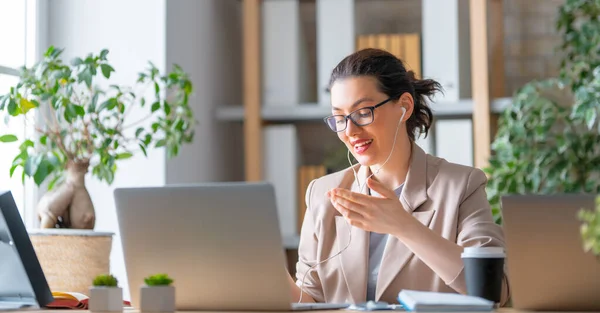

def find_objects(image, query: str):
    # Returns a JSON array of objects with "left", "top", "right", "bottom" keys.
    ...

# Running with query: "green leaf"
[
  {"left": 116, "top": 152, "right": 133, "bottom": 160},
  {"left": 0, "top": 134, "right": 18, "bottom": 142},
  {"left": 143, "top": 134, "right": 152, "bottom": 146},
  {"left": 0, "top": 95, "right": 7, "bottom": 110},
  {"left": 139, "top": 144, "right": 147, "bottom": 157},
  {"left": 98, "top": 98, "right": 118, "bottom": 111},
  {"left": 100, "top": 49, "right": 109, "bottom": 59},
  {"left": 155, "top": 139, "right": 166, "bottom": 148},
  {"left": 71, "top": 57, "right": 84, "bottom": 66},
  {"left": 78, "top": 68, "right": 93, "bottom": 88},
  {"left": 89, "top": 93, "right": 99, "bottom": 113},
  {"left": 585, "top": 108, "right": 598, "bottom": 130},
  {"left": 9, "top": 164, "right": 19, "bottom": 177},
  {"left": 65, "top": 104, "right": 77, "bottom": 122},
  {"left": 151, "top": 101, "right": 160, "bottom": 112},
  {"left": 164, "top": 102, "right": 171, "bottom": 115},
  {"left": 19, "top": 140, "right": 33, "bottom": 151},
  {"left": 100, "top": 64, "right": 115, "bottom": 79},
  {"left": 74, "top": 104, "right": 85, "bottom": 116},
  {"left": 175, "top": 119, "right": 184, "bottom": 131},
  {"left": 24, "top": 155, "right": 39, "bottom": 177},
  {"left": 7, "top": 99, "right": 18, "bottom": 116},
  {"left": 135, "top": 127, "right": 144, "bottom": 137},
  {"left": 152, "top": 122, "right": 160, "bottom": 133}
]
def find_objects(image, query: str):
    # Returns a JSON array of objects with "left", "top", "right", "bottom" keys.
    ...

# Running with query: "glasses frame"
[{"left": 323, "top": 97, "right": 394, "bottom": 132}]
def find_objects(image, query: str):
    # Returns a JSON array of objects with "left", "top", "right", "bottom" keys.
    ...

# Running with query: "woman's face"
[{"left": 329, "top": 76, "right": 411, "bottom": 167}]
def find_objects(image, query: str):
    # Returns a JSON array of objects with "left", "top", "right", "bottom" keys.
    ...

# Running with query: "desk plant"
[
  {"left": 140, "top": 274, "right": 175, "bottom": 313},
  {"left": 89, "top": 274, "right": 123, "bottom": 312},
  {"left": 0, "top": 46, "right": 195, "bottom": 229}
]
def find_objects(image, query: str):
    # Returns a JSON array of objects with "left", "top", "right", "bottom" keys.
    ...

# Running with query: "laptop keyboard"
[{"left": 291, "top": 302, "right": 350, "bottom": 311}]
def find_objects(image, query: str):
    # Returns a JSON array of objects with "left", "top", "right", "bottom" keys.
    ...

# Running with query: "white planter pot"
[
  {"left": 140, "top": 286, "right": 175, "bottom": 313},
  {"left": 89, "top": 287, "right": 123, "bottom": 312}
]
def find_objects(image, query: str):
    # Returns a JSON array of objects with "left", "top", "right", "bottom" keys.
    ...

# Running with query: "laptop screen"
[{"left": 0, "top": 190, "right": 53, "bottom": 308}]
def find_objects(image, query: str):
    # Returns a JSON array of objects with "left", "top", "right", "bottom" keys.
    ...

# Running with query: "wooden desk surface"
[{"left": 11, "top": 309, "right": 600, "bottom": 313}]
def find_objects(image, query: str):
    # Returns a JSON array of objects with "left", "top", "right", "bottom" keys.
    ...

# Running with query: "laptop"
[
  {"left": 501, "top": 194, "right": 600, "bottom": 311},
  {"left": 114, "top": 182, "right": 349, "bottom": 311},
  {"left": 0, "top": 190, "right": 54, "bottom": 309}
]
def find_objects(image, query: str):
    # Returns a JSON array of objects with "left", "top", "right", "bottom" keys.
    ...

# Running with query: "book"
[
  {"left": 397, "top": 290, "right": 494, "bottom": 312},
  {"left": 46, "top": 291, "right": 131, "bottom": 310}
]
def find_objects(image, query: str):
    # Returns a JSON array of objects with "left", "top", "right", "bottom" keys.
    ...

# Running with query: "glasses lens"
[
  {"left": 350, "top": 108, "right": 374, "bottom": 126},
  {"left": 325, "top": 115, "right": 347, "bottom": 132}
]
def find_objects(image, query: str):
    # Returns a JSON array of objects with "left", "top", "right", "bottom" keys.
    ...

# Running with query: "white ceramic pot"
[
  {"left": 140, "top": 286, "right": 175, "bottom": 313},
  {"left": 89, "top": 286, "right": 123, "bottom": 312}
]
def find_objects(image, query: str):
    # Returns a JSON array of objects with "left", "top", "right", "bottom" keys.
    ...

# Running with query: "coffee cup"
[{"left": 461, "top": 247, "right": 505, "bottom": 303}]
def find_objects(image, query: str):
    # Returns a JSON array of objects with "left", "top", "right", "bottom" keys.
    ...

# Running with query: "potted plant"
[
  {"left": 140, "top": 274, "right": 175, "bottom": 313},
  {"left": 485, "top": 0, "right": 600, "bottom": 225},
  {"left": 0, "top": 46, "right": 195, "bottom": 294},
  {"left": 484, "top": 79, "right": 600, "bottom": 223},
  {"left": 89, "top": 274, "right": 123, "bottom": 312}
]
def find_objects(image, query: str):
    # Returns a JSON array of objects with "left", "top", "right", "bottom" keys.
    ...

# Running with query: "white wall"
[
  {"left": 48, "top": 0, "right": 168, "bottom": 299},
  {"left": 165, "top": 0, "right": 243, "bottom": 184},
  {"left": 47, "top": 0, "right": 245, "bottom": 299}
]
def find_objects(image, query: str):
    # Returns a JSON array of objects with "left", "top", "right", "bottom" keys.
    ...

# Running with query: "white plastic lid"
[{"left": 461, "top": 247, "right": 505, "bottom": 258}]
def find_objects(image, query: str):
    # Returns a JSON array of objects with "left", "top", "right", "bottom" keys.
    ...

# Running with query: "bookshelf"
[
  {"left": 216, "top": 98, "right": 512, "bottom": 122},
  {"left": 235, "top": 0, "right": 506, "bottom": 247}
]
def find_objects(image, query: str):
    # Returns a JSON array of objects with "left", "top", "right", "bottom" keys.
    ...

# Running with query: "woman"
[{"left": 287, "top": 48, "right": 509, "bottom": 306}]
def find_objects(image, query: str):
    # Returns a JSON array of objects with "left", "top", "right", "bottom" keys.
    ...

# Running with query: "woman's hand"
[{"left": 327, "top": 177, "right": 412, "bottom": 236}]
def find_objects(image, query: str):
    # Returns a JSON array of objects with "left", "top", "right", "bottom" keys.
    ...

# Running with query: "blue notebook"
[{"left": 397, "top": 290, "right": 494, "bottom": 312}]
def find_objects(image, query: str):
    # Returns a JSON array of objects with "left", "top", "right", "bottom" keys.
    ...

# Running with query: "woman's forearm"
[
  {"left": 288, "top": 271, "right": 316, "bottom": 303},
  {"left": 393, "top": 218, "right": 466, "bottom": 292}
]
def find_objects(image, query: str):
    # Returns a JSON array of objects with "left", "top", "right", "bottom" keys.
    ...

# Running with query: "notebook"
[
  {"left": 397, "top": 290, "right": 494, "bottom": 312},
  {"left": 46, "top": 291, "right": 131, "bottom": 310}
]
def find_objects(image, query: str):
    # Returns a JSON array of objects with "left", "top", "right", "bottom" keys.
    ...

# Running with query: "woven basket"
[{"left": 29, "top": 229, "right": 114, "bottom": 295}]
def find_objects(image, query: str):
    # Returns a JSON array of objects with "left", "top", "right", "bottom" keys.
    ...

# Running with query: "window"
[{"left": 0, "top": 0, "right": 42, "bottom": 226}]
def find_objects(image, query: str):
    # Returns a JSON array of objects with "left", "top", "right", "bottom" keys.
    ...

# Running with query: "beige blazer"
[{"left": 295, "top": 143, "right": 510, "bottom": 305}]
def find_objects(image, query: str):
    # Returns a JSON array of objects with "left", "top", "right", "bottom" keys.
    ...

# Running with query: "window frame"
[{"left": 0, "top": 0, "right": 48, "bottom": 229}]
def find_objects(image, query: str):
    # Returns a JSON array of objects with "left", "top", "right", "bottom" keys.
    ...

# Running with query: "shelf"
[
  {"left": 282, "top": 234, "right": 300, "bottom": 249},
  {"left": 215, "top": 97, "right": 512, "bottom": 122}
]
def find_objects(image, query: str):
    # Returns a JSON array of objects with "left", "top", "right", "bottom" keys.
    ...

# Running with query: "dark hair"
[{"left": 328, "top": 48, "right": 443, "bottom": 141}]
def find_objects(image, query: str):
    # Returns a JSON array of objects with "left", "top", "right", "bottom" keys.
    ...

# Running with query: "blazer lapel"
[
  {"left": 375, "top": 143, "right": 432, "bottom": 300},
  {"left": 336, "top": 165, "right": 369, "bottom": 304}
]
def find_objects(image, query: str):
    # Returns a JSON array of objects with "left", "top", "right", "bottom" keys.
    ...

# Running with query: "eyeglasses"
[{"left": 323, "top": 97, "right": 393, "bottom": 132}]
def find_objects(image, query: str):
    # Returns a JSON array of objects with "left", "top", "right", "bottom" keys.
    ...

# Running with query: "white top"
[
  {"left": 461, "top": 246, "right": 505, "bottom": 258},
  {"left": 366, "top": 184, "right": 404, "bottom": 301}
]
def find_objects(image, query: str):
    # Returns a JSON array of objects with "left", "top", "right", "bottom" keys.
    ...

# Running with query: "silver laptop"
[
  {"left": 501, "top": 194, "right": 600, "bottom": 311},
  {"left": 114, "top": 182, "right": 348, "bottom": 311}
]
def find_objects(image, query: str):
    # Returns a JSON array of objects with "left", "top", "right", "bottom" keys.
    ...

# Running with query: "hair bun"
[{"left": 406, "top": 69, "right": 418, "bottom": 81}]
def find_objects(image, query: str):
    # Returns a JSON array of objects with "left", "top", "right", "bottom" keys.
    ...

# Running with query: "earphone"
[{"left": 297, "top": 105, "right": 407, "bottom": 303}]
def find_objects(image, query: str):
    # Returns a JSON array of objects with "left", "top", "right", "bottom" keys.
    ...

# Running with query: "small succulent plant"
[
  {"left": 144, "top": 274, "right": 174, "bottom": 286},
  {"left": 93, "top": 274, "right": 119, "bottom": 287}
]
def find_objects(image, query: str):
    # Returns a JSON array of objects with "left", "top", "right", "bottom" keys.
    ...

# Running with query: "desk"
[{"left": 12, "top": 309, "right": 600, "bottom": 313}]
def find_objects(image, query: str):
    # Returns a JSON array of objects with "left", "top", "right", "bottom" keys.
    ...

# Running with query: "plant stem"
[{"left": 122, "top": 113, "right": 154, "bottom": 130}]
